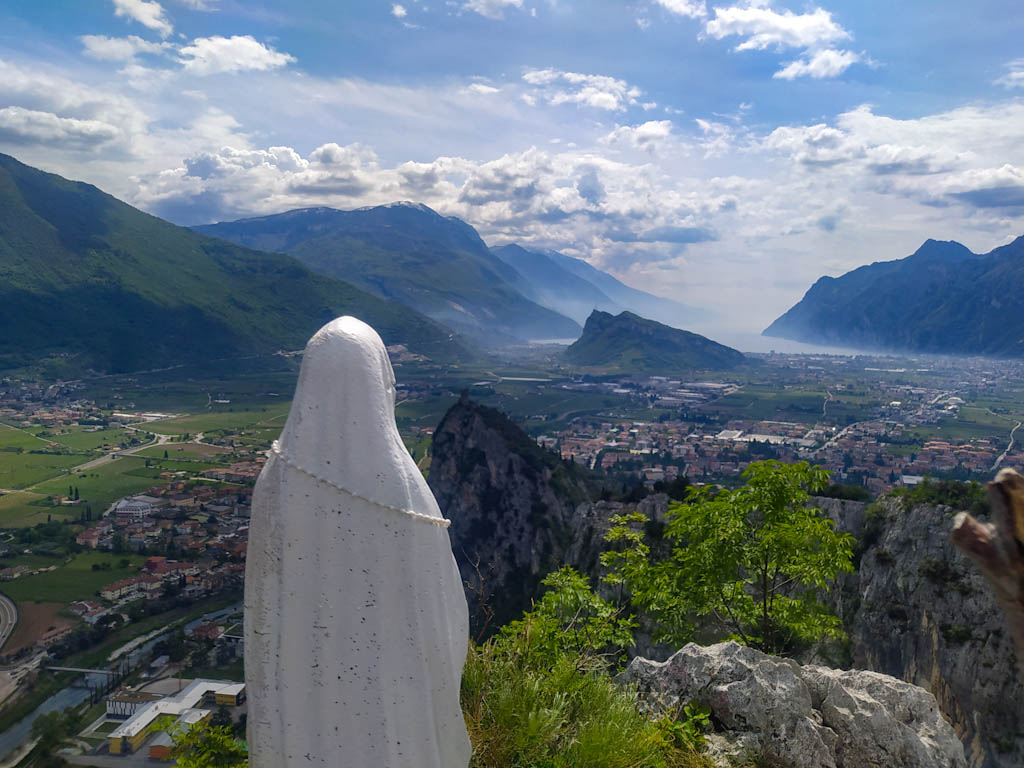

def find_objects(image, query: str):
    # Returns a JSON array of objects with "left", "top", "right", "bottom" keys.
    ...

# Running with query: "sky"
[{"left": 1, "top": 0, "right": 1023, "bottom": 335}]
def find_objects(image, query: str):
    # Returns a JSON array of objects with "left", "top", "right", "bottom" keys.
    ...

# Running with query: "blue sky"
[{"left": 1, "top": 0, "right": 1023, "bottom": 332}]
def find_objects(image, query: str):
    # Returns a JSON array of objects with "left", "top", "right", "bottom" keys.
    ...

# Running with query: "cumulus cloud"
[
  {"left": 463, "top": 0, "right": 523, "bottom": 19},
  {"left": 0, "top": 106, "right": 119, "bottom": 148},
  {"left": 392, "top": 4, "right": 408, "bottom": 18},
  {"left": 654, "top": 0, "right": 707, "bottom": 20},
  {"left": 995, "top": 59, "right": 1024, "bottom": 89},
  {"left": 774, "top": 48, "right": 859, "bottom": 79},
  {"left": 602, "top": 120, "right": 674, "bottom": 152},
  {"left": 704, "top": 4, "right": 849, "bottom": 51},
  {"left": 80, "top": 34, "right": 171, "bottom": 62},
  {"left": 703, "top": 3, "right": 862, "bottom": 79},
  {"left": 523, "top": 69, "right": 645, "bottom": 111},
  {"left": 178, "top": 35, "right": 296, "bottom": 75},
  {"left": 112, "top": 0, "right": 174, "bottom": 38}
]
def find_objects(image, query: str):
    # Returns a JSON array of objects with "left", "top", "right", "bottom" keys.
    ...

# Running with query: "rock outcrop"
[
  {"left": 621, "top": 641, "right": 966, "bottom": 768},
  {"left": 847, "top": 498, "right": 1024, "bottom": 767},
  {"left": 429, "top": 395, "right": 649, "bottom": 633}
]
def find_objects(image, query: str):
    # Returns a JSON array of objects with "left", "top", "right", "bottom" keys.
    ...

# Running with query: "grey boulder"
[{"left": 619, "top": 641, "right": 966, "bottom": 768}]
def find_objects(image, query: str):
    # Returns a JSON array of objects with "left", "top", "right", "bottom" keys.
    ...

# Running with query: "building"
[
  {"left": 107, "top": 679, "right": 245, "bottom": 755},
  {"left": 107, "top": 690, "right": 162, "bottom": 718},
  {"left": 147, "top": 731, "right": 175, "bottom": 760}
]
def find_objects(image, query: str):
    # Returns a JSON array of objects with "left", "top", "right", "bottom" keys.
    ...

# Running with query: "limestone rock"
[
  {"left": 847, "top": 498, "right": 1024, "bottom": 767},
  {"left": 620, "top": 641, "right": 966, "bottom": 768},
  {"left": 428, "top": 394, "right": 669, "bottom": 634}
]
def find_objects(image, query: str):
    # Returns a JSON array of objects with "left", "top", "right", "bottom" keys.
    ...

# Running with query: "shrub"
[{"left": 462, "top": 568, "right": 716, "bottom": 768}]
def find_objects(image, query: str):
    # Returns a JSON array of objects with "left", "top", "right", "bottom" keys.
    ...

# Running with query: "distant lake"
[{"left": 692, "top": 331, "right": 868, "bottom": 357}]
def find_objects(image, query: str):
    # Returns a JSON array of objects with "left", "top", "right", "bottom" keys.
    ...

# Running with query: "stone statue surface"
[{"left": 244, "top": 316, "right": 471, "bottom": 768}]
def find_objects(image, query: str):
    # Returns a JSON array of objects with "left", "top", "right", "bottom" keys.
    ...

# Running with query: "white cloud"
[
  {"left": 704, "top": 4, "right": 849, "bottom": 51},
  {"left": 774, "top": 49, "right": 860, "bottom": 80},
  {"left": 462, "top": 0, "right": 522, "bottom": 19},
  {"left": 176, "top": 0, "right": 216, "bottom": 9},
  {"left": 702, "top": 3, "right": 864, "bottom": 80},
  {"left": 0, "top": 106, "right": 120, "bottom": 148},
  {"left": 112, "top": 0, "right": 173, "bottom": 38},
  {"left": 523, "top": 69, "right": 645, "bottom": 111},
  {"left": 995, "top": 58, "right": 1024, "bottom": 89},
  {"left": 392, "top": 4, "right": 408, "bottom": 18},
  {"left": 178, "top": 36, "right": 296, "bottom": 75},
  {"left": 464, "top": 82, "right": 501, "bottom": 95},
  {"left": 602, "top": 120, "right": 674, "bottom": 152},
  {"left": 80, "top": 34, "right": 170, "bottom": 62},
  {"left": 654, "top": 0, "right": 707, "bottom": 20}
]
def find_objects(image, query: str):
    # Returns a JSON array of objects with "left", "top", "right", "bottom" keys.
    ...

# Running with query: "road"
[
  {"left": 72, "top": 433, "right": 173, "bottom": 473},
  {"left": 992, "top": 421, "right": 1022, "bottom": 472},
  {"left": 0, "top": 592, "right": 16, "bottom": 652}
]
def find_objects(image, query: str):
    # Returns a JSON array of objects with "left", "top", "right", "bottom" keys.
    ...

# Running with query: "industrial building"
[{"left": 107, "top": 679, "right": 245, "bottom": 755}]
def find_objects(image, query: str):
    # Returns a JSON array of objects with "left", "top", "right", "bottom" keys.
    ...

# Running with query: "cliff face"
[
  {"left": 838, "top": 497, "right": 1024, "bottom": 768},
  {"left": 428, "top": 394, "right": 668, "bottom": 635}
]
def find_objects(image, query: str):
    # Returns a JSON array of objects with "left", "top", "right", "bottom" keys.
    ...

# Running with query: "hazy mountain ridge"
[
  {"left": 196, "top": 204, "right": 582, "bottom": 345},
  {"left": 764, "top": 237, "right": 1024, "bottom": 356},
  {"left": 0, "top": 154, "right": 464, "bottom": 373},
  {"left": 505, "top": 245, "right": 706, "bottom": 329},
  {"left": 566, "top": 310, "right": 745, "bottom": 372},
  {"left": 490, "top": 244, "right": 623, "bottom": 325}
]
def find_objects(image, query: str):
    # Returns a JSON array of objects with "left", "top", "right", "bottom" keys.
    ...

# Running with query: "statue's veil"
[{"left": 275, "top": 316, "right": 442, "bottom": 518}]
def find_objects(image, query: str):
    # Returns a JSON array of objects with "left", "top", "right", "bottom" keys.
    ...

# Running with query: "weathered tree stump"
[{"left": 951, "top": 468, "right": 1024, "bottom": 668}]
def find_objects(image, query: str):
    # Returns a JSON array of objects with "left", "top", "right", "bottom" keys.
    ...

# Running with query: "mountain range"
[
  {"left": 490, "top": 244, "right": 700, "bottom": 327},
  {"left": 764, "top": 236, "right": 1024, "bottom": 356},
  {"left": 0, "top": 154, "right": 463, "bottom": 374},
  {"left": 566, "top": 310, "right": 745, "bottom": 372},
  {"left": 196, "top": 205, "right": 581, "bottom": 344}
]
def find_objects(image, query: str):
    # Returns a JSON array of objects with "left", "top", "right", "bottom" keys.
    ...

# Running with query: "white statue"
[{"left": 244, "top": 316, "right": 471, "bottom": 768}]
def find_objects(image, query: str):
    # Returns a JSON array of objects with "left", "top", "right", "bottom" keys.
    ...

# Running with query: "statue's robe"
[{"left": 244, "top": 317, "right": 471, "bottom": 768}]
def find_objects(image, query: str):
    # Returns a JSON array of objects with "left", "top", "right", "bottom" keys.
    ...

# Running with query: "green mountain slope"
[
  {"left": 566, "top": 310, "right": 744, "bottom": 372},
  {"left": 763, "top": 237, "right": 1024, "bottom": 356},
  {"left": 195, "top": 204, "right": 581, "bottom": 344},
  {"left": 0, "top": 154, "right": 464, "bottom": 373}
]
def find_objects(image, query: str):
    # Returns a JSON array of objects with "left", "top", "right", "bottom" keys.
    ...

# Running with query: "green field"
[
  {"left": 147, "top": 403, "right": 290, "bottom": 436},
  {"left": 136, "top": 443, "right": 230, "bottom": 460},
  {"left": 1, "top": 551, "right": 145, "bottom": 603},
  {"left": 0, "top": 423, "right": 52, "bottom": 451},
  {"left": 43, "top": 427, "right": 140, "bottom": 453},
  {"left": 0, "top": 451, "right": 81, "bottom": 490},
  {"left": 708, "top": 384, "right": 880, "bottom": 426}
]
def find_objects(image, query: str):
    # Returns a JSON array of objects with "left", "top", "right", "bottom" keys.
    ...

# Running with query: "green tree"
[
  {"left": 603, "top": 460, "right": 854, "bottom": 655},
  {"left": 171, "top": 724, "right": 247, "bottom": 768},
  {"left": 210, "top": 705, "right": 234, "bottom": 729}
]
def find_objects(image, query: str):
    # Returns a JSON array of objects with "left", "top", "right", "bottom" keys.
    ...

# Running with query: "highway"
[{"left": 0, "top": 592, "right": 17, "bottom": 652}]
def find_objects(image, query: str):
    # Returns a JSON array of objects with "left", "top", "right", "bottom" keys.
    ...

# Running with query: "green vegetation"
[
  {"left": 463, "top": 568, "right": 715, "bottom": 768},
  {"left": 565, "top": 310, "right": 744, "bottom": 373},
  {"left": 197, "top": 203, "right": 579, "bottom": 344},
  {"left": 604, "top": 461, "right": 855, "bottom": 655},
  {"left": 1, "top": 551, "right": 145, "bottom": 603},
  {"left": 820, "top": 483, "right": 872, "bottom": 501},
  {"left": 146, "top": 403, "right": 290, "bottom": 436},
  {"left": 171, "top": 724, "right": 248, "bottom": 768},
  {"left": 0, "top": 152, "right": 464, "bottom": 375},
  {"left": 0, "top": 451, "right": 81, "bottom": 491},
  {"left": 894, "top": 477, "right": 990, "bottom": 515}
]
